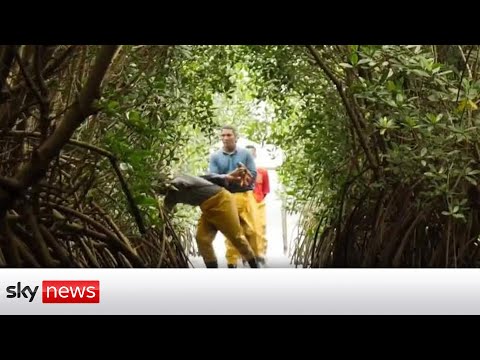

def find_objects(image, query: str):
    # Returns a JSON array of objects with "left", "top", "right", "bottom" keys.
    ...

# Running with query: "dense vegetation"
[{"left": 1, "top": 45, "right": 478, "bottom": 267}]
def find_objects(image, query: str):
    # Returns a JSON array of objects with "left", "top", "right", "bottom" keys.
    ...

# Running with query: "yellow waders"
[
  {"left": 255, "top": 200, "right": 267, "bottom": 257},
  {"left": 196, "top": 189, "right": 255, "bottom": 263},
  {"left": 225, "top": 191, "right": 261, "bottom": 265}
]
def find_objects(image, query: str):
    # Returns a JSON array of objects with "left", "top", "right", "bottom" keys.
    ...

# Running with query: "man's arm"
[
  {"left": 243, "top": 151, "right": 257, "bottom": 180},
  {"left": 262, "top": 168, "right": 270, "bottom": 198},
  {"left": 201, "top": 168, "right": 245, "bottom": 188},
  {"left": 163, "top": 194, "right": 176, "bottom": 212},
  {"left": 208, "top": 153, "right": 221, "bottom": 174},
  {"left": 200, "top": 173, "right": 228, "bottom": 187},
  {"left": 162, "top": 177, "right": 184, "bottom": 212}
]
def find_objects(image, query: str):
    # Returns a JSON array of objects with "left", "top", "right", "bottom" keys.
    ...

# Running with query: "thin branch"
[
  {"left": 39, "top": 224, "right": 74, "bottom": 267},
  {"left": 109, "top": 157, "right": 146, "bottom": 235},
  {"left": 49, "top": 202, "right": 143, "bottom": 267},
  {"left": 43, "top": 45, "right": 77, "bottom": 79},
  {"left": 7, "top": 46, "right": 78, "bottom": 96},
  {"left": 306, "top": 45, "right": 379, "bottom": 178},
  {"left": 79, "top": 237, "right": 101, "bottom": 267},
  {"left": 1, "top": 217, "right": 21, "bottom": 266},
  {"left": 456, "top": 46, "right": 474, "bottom": 103},
  {"left": 34, "top": 46, "right": 50, "bottom": 138},
  {"left": 25, "top": 206, "right": 57, "bottom": 266},
  {"left": 0, "top": 45, "right": 17, "bottom": 93},
  {"left": 458, "top": 45, "right": 473, "bottom": 79},
  {"left": 92, "top": 201, "right": 137, "bottom": 254},
  {"left": 4, "top": 129, "right": 146, "bottom": 235},
  {"left": 61, "top": 222, "right": 109, "bottom": 242},
  {"left": 5, "top": 130, "right": 115, "bottom": 159},
  {"left": 14, "top": 50, "right": 44, "bottom": 107}
]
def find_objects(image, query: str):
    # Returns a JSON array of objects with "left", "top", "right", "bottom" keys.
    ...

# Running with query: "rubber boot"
[
  {"left": 247, "top": 258, "right": 259, "bottom": 268},
  {"left": 205, "top": 260, "right": 218, "bottom": 268}
]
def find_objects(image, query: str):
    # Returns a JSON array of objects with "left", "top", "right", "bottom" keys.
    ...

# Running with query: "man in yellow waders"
[
  {"left": 209, "top": 125, "right": 262, "bottom": 268},
  {"left": 245, "top": 145, "right": 270, "bottom": 265},
  {"left": 161, "top": 171, "right": 259, "bottom": 268}
]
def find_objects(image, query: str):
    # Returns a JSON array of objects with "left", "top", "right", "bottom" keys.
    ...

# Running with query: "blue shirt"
[{"left": 209, "top": 147, "right": 257, "bottom": 193}]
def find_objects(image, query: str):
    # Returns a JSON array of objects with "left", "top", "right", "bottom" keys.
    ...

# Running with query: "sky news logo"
[{"left": 5, "top": 281, "right": 100, "bottom": 303}]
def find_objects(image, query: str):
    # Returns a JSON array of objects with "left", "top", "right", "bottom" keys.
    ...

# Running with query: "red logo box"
[{"left": 42, "top": 281, "right": 100, "bottom": 303}]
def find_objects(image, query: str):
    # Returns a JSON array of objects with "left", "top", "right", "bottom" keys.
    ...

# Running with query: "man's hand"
[
  {"left": 228, "top": 167, "right": 245, "bottom": 177},
  {"left": 240, "top": 173, "right": 253, "bottom": 187},
  {"left": 226, "top": 167, "right": 245, "bottom": 184},
  {"left": 234, "top": 163, "right": 253, "bottom": 187},
  {"left": 226, "top": 174, "right": 241, "bottom": 184}
]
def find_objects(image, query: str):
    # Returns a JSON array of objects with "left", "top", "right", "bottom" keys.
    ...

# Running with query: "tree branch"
[
  {"left": 49, "top": 202, "right": 143, "bottom": 267},
  {"left": 458, "top": 45, "right": 472, "bottom": 79},
  {"left": 4, "top": 129, "right": 146, "bottom": 235},
  {"left": 306, "top": 45, "right": 379, "bottom": 178},
  {"left": 109, "top": 157, "right": 146, "bottom": 235},
  {"left": 92, "top": 201, "right": 137, "bottom": 254},
  {"left": 0, "top": 45, "right": 17, "bottom": 94},
  {"left": 0, "top": 45, "right": 118, "bottom": 218},
  {"left": 14, "top": 49, "right": 44, "bottom": 107},
  {"left": 25, "top": 206, "right": 57, "bottom": 266},
  {"left": 43, "top": 45, "right": 77, "bottom": 79},
  {"left": 39, "top": 224, "right": 74, "bottom": 267},
  {"left": 5, "top": 130, "right": 115, "bottom": 158},
  {"left": 34, "top": 46, "right": 50, "bottom": 138}
]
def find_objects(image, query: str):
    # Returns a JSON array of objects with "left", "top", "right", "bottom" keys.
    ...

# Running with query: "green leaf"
[
  {"left": 412, "top": 69, "right": 430, "bottom": 77},
  {"left": 426, "top": 113, "right": 437, "bottom": 124},
  {"left": 452, "top": 213, "right": 465, "bottom": 220},
  {"left": 138, "top": 196, "right": 158, "bottom": 207},
  {"left": 420, "top": 148, "right": 427, "bottom": 157},
  {"left": 387, "top": 68, "right": 394, "bottom": 79},
  {"left": 403, "top": 116, "right": 417, "bottom": 127},
  {"left": 466, "top": 176, "right": 478, "bottom": 186},
  {"left": 386, "top": 99, "right": 397, "bottom": 107},
  {"left": 387, "top": 81, "right": 396, "bottom": 92},
  {"left": 107, "top": 100, "right": 120, "bottom": 110},
  {"left": 349, "top": 53, "right": 358, "bottom": 66},
  {"left": 357, "top": 58, "right": 371, "bottom": 65},
  {"left": 469, "top": 99, "right": 478, "bottom": 110},
  {"left": 421, "top": 160, "right": 427, "bottom": 167},
  {"left": 436, "top": 70, "right": 452, "bottom": 76},
  {"left": 441, "top": 211, "right": 450, "bottom": 216},
  {"left": 339, "top": 63, "right": 353, "bottom": 68},
  {"left": 458, "top": 99, "right": 470, "bottom": 112}
]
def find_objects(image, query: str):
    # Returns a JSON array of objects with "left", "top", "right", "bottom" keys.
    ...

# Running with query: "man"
[
  {"left": 246, "top": 145, "right": 270, "bottom": 265},
  {"left": 209, "top": 125, "right": 261, "bottom": 268},
  {"left": 159, "top": 170, "right": 258, "bottom": 268}
]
